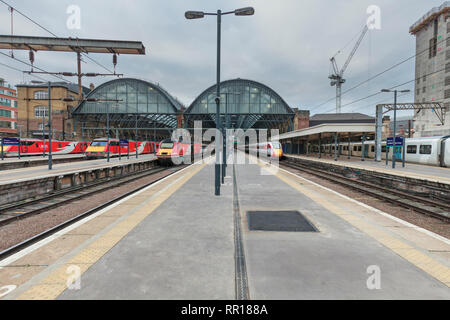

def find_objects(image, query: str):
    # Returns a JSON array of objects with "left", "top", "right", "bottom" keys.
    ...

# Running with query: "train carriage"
[
  {"left": 84, "top": 138, "right": 156, "bottom": 159},
  {"left": 156, "top": 138, "right": 202, "bottom": 165},
  {"left": 245, "top": 141, "right": 284, "bottom": 159},
  {"left": 0, "top": 138, "right": 90, "bottom": 157},
  {"left": 307, "top": 136, "right": 450, "bottom": 167}
]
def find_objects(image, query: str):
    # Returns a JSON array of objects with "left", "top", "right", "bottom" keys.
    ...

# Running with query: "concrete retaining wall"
[
  {"left": 285, "top": 155, "right": 450, "bottom": 201},
  {"left": 0, "top": 158, "right": 157, "bottom": 206}
]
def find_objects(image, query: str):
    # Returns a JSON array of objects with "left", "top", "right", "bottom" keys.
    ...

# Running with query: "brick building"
[
  {"left": 0, "top": 78, "right": 17, "bottom": 137},
  {"left": 16, "top": 82, "right": 90, "bottom": 140}
]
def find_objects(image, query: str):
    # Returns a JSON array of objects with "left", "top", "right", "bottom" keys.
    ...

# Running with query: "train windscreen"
[
  {"left": 91, "top": 141, "right": 108, "bottom": 147},
  {"left": 272, "top": 142, "right": 281, "bottom": 149},
  {"left": 160, "top": 142, "right": 174, "bottom": 149}
]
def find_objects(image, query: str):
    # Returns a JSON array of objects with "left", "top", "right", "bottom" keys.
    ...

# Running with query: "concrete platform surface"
[{"left": 0, "top": 153, "right": 448, "bottom": 300}]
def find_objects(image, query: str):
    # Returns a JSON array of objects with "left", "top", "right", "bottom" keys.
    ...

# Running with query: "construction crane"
[{"left": 329, "top": 25, "right": 368, "bottom": 113}]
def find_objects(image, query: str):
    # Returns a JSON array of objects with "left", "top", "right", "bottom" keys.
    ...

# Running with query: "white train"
[{"left": 308, "top": 136, "right": 450, "bottom": 167}]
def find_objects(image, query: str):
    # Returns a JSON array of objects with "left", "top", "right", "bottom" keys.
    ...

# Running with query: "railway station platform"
[
  {"left": 0, "top": 154, "right": 157, "bottom": 206},
  {"left": 285, "top": 154, "right": 450, "bottom": 185},
  {"left": 0, "top": 153, "right": 449, "bottom": 300},
  {"left": 0, "top": 154, "right": 85, "bottom": 171},
  {"left": 0, "top": 154, "right": 156, "bottom": 185}
]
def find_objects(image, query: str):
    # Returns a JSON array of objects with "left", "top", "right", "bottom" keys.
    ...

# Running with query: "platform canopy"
[
  {"left": 184, "top": 78, "right": 295, "bottom": 130},
  {"left": 274, "top": 123, "right": 376, "bottom": 141},
  {"left": 72, "top": 78, "right": 183, "bottom": 132},
  {"left": 0, "top": 35, "right": 145, "bottom": 54}
]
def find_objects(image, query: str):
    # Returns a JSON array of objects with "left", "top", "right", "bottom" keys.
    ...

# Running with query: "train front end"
[
  {"left": 85, "top": 139, "right": 108, "bottom": 159},
  {"left": 156, "top": 140, "right": 178, "bottom": 165},
  {"left": 270, "top": 142, "right": 283, "bottom": 159}
]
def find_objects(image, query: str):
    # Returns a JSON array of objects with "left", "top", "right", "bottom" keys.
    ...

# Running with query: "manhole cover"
[{"left": 247, "top": 210, "right": 318, "bottom": 232}]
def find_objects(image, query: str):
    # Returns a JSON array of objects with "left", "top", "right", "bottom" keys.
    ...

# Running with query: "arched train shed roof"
[
  {"left": 72, "top": 78, "right": 182, "bottom": 129},
  {"left": 185, "top": 78, "right": 294, "bottom": 130}
]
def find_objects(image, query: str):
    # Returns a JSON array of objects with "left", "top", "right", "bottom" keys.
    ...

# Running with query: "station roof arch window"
[
  {"left": 72, "top": 78, "right": 183, "bottom": 131},
  {"left": 184, "top": 78, "right": 294, "bottom": 130}
]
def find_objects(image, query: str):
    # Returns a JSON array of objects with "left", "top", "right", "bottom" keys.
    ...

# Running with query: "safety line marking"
[
  {"left": 253, "top": 156, "right": 450, "bottom": 287},
  {"left": 14, "top": 162, "right": 207, "bottom": 300},
  {"left": 0, "top": 162, "right": 196, "bottom": 269}
]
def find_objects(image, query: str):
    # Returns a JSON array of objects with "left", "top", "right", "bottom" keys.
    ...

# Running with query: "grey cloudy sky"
[{"left": 0, "top": 0, "right": 443, "bottom": 117}]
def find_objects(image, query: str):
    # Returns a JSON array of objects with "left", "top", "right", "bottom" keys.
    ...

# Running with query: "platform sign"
[
  {"left": 1, "top": 137, "right": 20, "bottom": 160},
  {"left": 386, "top": 137, "right": 393, "bottom": 147},
  {"left": 119, "top": 139, "right": 129, "bottom": 147},
  {"left": 2, "top": 137, "right": 20, "bottom": 145},
  {"left": 395, "top": 136, "right": 404, "bottom": 146},
  {"left": 387, "top": 137, "right": 404, "bottom": 147}
]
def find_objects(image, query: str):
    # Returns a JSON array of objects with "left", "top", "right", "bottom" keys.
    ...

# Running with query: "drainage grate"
[{"left": 247, "top": 210, "right": 318, "bottom": 232}]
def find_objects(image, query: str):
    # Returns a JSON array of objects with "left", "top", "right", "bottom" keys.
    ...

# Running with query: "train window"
[
  {"left": 58, "top": 143, "right": 62, "bottom": 148},
  {"left": 371, "top": 146, "right": 375, "bottom": 152},
  {"left": 358, "top": 146, "right": 362, "bottom": 151},
  {"left": 407, "top": 145, "right": 417, "bottom": 154},
  {"left": 419, "top": 145, "right": 432, "bottom": 154},
  {"left": 35, "top": 143, "right": 39, "bottom": 147},
  {"left": 91, "top": 141, "right": 108, "bottom": 147},
  {"left": 381, "top": 146, "right": 386, "bottom": 152},
  {"left": 160, "top": 142, "right": 174, "bottom": 149},
  {"left": 353, "top": 146, "right": 357, "bottom": 151}
]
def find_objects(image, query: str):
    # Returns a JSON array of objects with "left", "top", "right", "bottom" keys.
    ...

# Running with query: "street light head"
[
  {"left": 381, "top": 89, "right": 391, "bottom": 93},
  {"left": 234, "top": 7, "right": 255, "bottom": 16},
  {"left": 400, "top": 89, "right": 411, "bottom": 93},
  {"left": 185, "top": 11, "right": 205, "bottom": 19}
]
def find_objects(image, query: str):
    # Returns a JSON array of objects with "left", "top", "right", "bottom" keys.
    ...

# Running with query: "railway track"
[
  {"left": 0, "top": 164, "right": 174, "bottom": 227},
  {"left": 0, "top": 164, "right": 188, "bottom": 260},
  {"left": 281, "top": 160, "right": 450, "bottom": 223}
]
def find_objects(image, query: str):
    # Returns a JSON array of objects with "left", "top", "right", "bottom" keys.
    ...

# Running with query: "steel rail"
[{"left": 0, "top": 165, "right": 188, "bottom": 260}]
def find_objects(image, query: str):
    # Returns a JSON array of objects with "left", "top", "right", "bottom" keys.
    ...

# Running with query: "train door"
[{"left": 363, "top": 145, "right": 369, "bottom": 158}]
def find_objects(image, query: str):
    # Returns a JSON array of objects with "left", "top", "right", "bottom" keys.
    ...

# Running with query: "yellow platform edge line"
[
  {"left": 255, "top": 158, "right": 450, "bottom": 288},
  {"left": 17, "top": 163, "right": 206, "bottom": 300}
]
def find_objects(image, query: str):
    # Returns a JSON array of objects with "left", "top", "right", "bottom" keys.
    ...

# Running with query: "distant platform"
[
  {"left": 0, "top": 154, "right": 85, "bottom": 171},
  {"left": 1, "top": 152, "right": 448, "bottom": 300},
  {"left": 285, "top": 154, "right": 450, "bottom": 185},
  {"left": 0, "top": 154, "right": 157, "bottom": 185}
]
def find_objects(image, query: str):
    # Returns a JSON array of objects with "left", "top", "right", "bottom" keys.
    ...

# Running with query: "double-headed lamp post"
[
  {"left": 185, "top": 7, "right": 254, "bottom": 196},
  {"left": 380, "top": 89, "right": 410, "bottom": 169},
  {"left": 31, "top": 80, "right": 53, "bottom": 170}
]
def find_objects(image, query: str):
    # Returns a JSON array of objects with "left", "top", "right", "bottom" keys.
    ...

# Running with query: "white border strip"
[{"left": 0, "top": 163, "right": 196, "bottom": 268}]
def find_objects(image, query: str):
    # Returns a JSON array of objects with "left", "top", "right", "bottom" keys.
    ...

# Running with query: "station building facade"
[
  {"left": 0, "top": 77, "right": 17, "bottom": 137},
  {"left": 16, "top": 82, "right": 90, "bottom": 140},
  {"left": 410, "top": 2, "right": 450, "bottom": 137}
]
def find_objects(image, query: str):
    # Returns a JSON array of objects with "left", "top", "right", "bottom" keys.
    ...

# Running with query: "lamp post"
[
  {"left": 185, "top": 6, "right": 254, "bottom": 196},
  {"left": 32, "top": 80, "right": 52, "bottom": 170},
  {"left": 381, "top": 89, "right": 410, "bottom": 168}
]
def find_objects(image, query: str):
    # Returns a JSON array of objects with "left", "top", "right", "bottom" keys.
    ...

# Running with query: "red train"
[
  {"left": 85, "top": 138, "right": 160, "bottom": 159},
  {"left": 0, "top": 138, "right": 90, "bottom": 157},
  {"left": 156, "top": 138, "right": 203, "bottom": 165}
]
